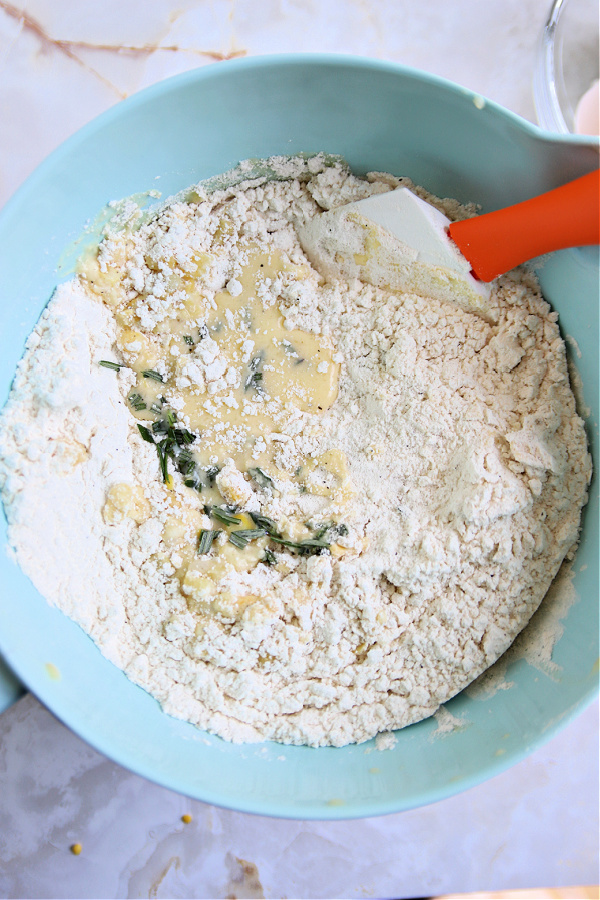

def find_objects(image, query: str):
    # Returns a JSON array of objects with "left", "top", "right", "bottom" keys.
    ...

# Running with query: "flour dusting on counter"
[{"left": 0, "top": 156, "right": 591, "bottom": 747}]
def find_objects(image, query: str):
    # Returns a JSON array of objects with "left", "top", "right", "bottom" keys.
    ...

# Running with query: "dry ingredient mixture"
[{"left": 0, "top": 155, "right": 591, "bottom": 747}]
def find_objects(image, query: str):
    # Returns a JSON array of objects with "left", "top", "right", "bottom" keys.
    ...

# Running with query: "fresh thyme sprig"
[{"left": 135, "top": 406, "right": 201, "bottom": 486}]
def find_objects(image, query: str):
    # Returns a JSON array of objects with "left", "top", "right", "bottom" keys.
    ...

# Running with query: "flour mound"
[{"left": 0, "top": 158, "right": 591, "bottom": 747}]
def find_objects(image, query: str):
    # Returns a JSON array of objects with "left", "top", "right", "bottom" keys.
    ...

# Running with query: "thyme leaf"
[
  {"left": 228, "top": 528, "right": 266, "bottom": 549},
  {"left": 137, "top": 424, "right": 155, "bottom": 444},
  {"left": 269, "top": 534, "right": 330, "bottom": 556},
  {"left": 142, "top": 369, "right": 164, "bottom": 383},
  {"left": 99, "top": 360, "right": 126, "bottom": 371},
  {"left": 205, "top": 465, "right": 220, "bottom": 486},
  {"left": 128, "top": 393, "right": 146, "bottom": 411},
  {"left": 262, "top": 548, "right": 277, "bottom": 566},
  {"left": 211, "top": 506, "right": 243, "bottom": 527},
  {"left": 248, "top": 467, "right": 273, "bottom": 489},
  {"left": 156, "top": 441, "right": 170, "bottom": 483},
  {"left": 249, "top": 511, "right": 279, "bottom": 534},
  {"left": 245, "top": 371, "right": 264, "bottom": 393},
  {"left": 197, "top": 529, "right": 220, "bottom": 554},
  {"left": 244, "top": 351, "right": 266, "bottom": 393}
]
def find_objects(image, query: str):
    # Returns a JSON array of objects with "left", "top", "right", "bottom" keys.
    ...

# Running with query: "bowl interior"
[{"left": 0, "top": 56, "right": 598, "bottom": 819}]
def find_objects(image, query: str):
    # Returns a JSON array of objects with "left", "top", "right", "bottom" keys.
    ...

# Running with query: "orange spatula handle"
[{"left": 448, "top": 169, "right": 600, "bottom": 282}]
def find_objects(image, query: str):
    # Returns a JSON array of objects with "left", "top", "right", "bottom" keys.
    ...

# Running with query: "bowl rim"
[{"left": 1, "top": 50, "right": 598, "bottom": 221}]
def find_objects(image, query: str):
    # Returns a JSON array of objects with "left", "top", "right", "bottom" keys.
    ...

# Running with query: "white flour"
[{"left": 0, "top": 156, "right": 591, "bottom": 747}]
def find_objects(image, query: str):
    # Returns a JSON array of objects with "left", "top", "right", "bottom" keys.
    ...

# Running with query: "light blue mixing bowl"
[{"left": 0, "top": 55, "right": 598, "bottom": 819}]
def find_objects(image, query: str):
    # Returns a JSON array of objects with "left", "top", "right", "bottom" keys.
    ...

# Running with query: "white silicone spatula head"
[
  {"left": 298, "top": 188, "right": 494, "bottom": 320},
  {"left": 298, "top": 170, "right": 599, "bottom": 321}
]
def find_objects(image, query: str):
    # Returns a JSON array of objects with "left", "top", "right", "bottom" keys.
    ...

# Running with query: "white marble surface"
[
  {"left": 0, "top": 0, "right": 577, "bottom": 210},
  {"left": 0, "top": 696, "right": 598, "bottom": 899},
  {"left": 0, "top": 0, "right": 599, "bottom": 897}
]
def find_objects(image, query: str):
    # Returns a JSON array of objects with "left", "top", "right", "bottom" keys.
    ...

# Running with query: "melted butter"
[
  {"left": 118, "top": 249, "right": 340, "bottom": 477},
  {"left": 103, "top": 482, "right": 151, "bottom": 525},
  {"left": 211, "top": 252, "right": 338, "bottom": 414},
  {"left": 295, "top": 449, "right": 355, "bottom": 500},
  {"left": 87, "top": 238, "right": 354, "bottom": 617}
]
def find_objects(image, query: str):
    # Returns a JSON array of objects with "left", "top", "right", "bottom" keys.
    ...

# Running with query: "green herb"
[
  {"left": 249, "top": 352, "right": 264, "bottom": 372},
  {"left": 262, "top": 548, "right": 277, "bottom": 566},
  {"left": 173, "top": 427, "right": 195, "bottom": 446},
  {"left": 205, "top": 465, "right": 220, "bottom": 486},
  {"left": 211, "top": 506, "right": 243, "bottom": 527},
  {"left": 248, "top": 467, "right": 273, "bottom": 489},
  {"left": 295, "top": 520, "right": 349, "bottom": 549},
  {"left": 310, "top": 521, "right": 348, "bottom": 541},
  {"left": 152, "top": 410, "right": 187, "bottom": 442},
  {"left": 197, "top": 529, "right": 220, "bottom": 555},
  {"left": 282, "top": 341, "right": 309, "bottom": 364},
  {"left": 268, "top": 535, "right": 299, "bottom": 550},
  {"left": 245, "top": 372, "right": 264, "bottom": 392},
  {"left": 99, "top": 360, "right": 126, "bottom": 371},
  {"left": 128, "top": 393, "right": 147, "bottom": 411},
  {"left": 228, "top": 528, "right": 267, "bottom": 549},
  {"left": 137, "top": 424, "right": 155, "bottom": 444},
  {"left": 297, "top": 538, "right": 330, "bottom": 551},
  {"left": 249, "top": 511, "right": 279, "bottom": 534},
  {"left": 150, "top": 398, "right": 165, "bottom": 414},
  {"left": 183, "top": 335, "right": 195, "bottom": 346},
  {"left": 156, "top": 441, "right": 170, "bottom": 482},
  {"left": 244, "top": 351, "right": 266, "bottom": 393},
  {"left": 269, "top": 534, "right": 330, "bottom": 556},
  {"left": 142, "top": 369, "right": 164, "bottom": 383},
  {"left": 130, "top": 397, "right": 202, "bottom": 487},
  {"left": 174, "top": 447, "right": 196, "bottom": 478}
]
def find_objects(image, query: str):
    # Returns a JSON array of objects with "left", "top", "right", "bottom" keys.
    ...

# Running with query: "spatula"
[{"left": 298, "top": 169, "right": 599, "bottom": 322}]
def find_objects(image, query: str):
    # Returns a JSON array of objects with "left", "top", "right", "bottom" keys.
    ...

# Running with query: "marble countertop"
[{"left": 0, "top": 1, "right": 598, "bottom": 897}]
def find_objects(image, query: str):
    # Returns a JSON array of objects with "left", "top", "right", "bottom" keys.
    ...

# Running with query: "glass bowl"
[{"left": 534, "top": 0, "right": 600, "bottom": 134}]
